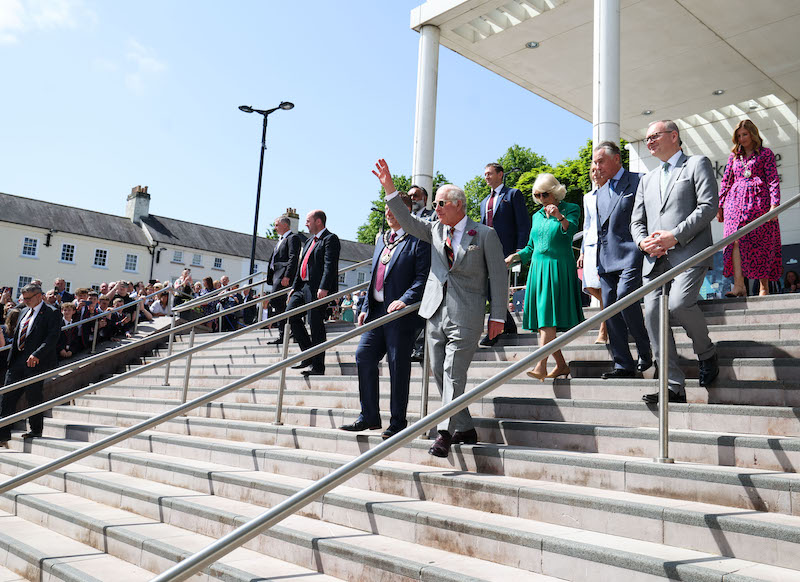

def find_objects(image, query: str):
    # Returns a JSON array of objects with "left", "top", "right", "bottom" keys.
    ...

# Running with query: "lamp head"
[
  {"left": 279, "top": 101, "right": 294, "bottom": 110},
  {"left": 238, "top": 105, "right": 254, "bottom": 113}
]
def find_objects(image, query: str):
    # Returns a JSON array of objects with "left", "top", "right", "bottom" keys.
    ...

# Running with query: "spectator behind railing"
[
  {"left": 57, "top": 302, "right": 81, "bottom": 360},
  {"left": 150, "top": 292, "right": 172, "bottom": 317}
]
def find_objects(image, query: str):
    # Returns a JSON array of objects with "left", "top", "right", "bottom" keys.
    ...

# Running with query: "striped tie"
[
  {"left": 18, "top": 312, "right": 31, "bottom": 352},
  {"left": 445, "top": 226, "right": 455, "bottom": 269}
]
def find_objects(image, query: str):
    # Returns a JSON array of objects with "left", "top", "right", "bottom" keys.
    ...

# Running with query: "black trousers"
[
  {"left": 0, "top": 360, "right": 46, "bottom": 440},
  {"left": 270, "top": 284, "right": 289, "bottom": 338},
  {"left": 287, "top": 283, "right": 327, "bottom": 371}
]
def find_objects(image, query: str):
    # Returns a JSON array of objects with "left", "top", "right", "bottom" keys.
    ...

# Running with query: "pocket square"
[{"left": 467, "top": 244, "right": 480, "bottom": 251}]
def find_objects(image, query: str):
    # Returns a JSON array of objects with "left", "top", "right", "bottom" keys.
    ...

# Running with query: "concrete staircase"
[{"left": 0, "top": 294, "right": 799, "bottom": 580}]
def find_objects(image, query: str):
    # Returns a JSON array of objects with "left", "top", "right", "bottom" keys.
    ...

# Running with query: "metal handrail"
[
  {"left": 173, "top": 271, "right": 268, "bottom": 312},
  {"left": 0, "top": 285, "right": 175, "bottom": 356},
  {"left": 147, "top": 192, "right": 800, "bottom": 581},
  {"left": 0, "top": 299, "right": 417, "bottom": 496},
  {"left": 0, "top": 280, "right": 370, "bottom": 432}
]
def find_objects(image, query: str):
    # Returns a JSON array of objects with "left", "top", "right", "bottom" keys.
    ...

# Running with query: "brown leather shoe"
[
  {"left": 451, "top": 428, "right": 478, "bottom": 445},
  {"left": 428, "top": 431, "right": 452, "bottom": 458},
  {"left": 0, "top": 441, "right": 9, "bottom": 449}
]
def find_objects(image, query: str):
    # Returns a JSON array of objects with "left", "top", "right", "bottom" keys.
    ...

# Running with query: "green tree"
[{"left": 356, "top": 172, "right": 449, "bottom": 244}]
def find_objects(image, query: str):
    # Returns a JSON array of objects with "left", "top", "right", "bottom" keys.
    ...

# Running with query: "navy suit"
[
  {"left": 355, "top": 232, "right": 430, "bottom": 431},
  {"left": 596, "top": 169, "right": 651, "bottom": 371},
  {"left": 267, "top": 231, "right": 302, "bottom": 339},
  {"left": 288, "top": 228, "right": 340, "bottom": 372},
  {"left": 1, "top": 302, "right": 61, "bottom": 440},
  {"left": 480, "top": 184, "right": 529, "bottom": 334}
]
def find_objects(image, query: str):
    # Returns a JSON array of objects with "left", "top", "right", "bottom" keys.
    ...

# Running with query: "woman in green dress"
[{"left": 506, "top": 173, "right": 584, "bottom": 380}]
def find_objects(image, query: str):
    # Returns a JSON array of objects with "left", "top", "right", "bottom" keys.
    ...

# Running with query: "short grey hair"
[
  {"left": 275, "top": 215, "right": 291, "bottom": 228},
  {"left": 20, "top": 284, "right": 42, "bottom": 295},
  {"left": 651, "top": 119, "right": 682, "bottom": 146},
  {"left": 593, "top": 141, "right": 622, "bottom": 159},
  {"left": 436, "top": 184, "right": 466, "bottom": 206}
]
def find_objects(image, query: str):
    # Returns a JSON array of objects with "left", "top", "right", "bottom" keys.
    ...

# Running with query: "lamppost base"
[{"left": 653, "top": 457, "right": 675, "bottom": 464}]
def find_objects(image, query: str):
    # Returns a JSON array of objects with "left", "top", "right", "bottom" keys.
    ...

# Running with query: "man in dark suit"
[
  {"left": 479, "top": 162, "right": 530, "bottom": 346},
  {"left": 54, "top": 278, "right": 74, "bottom": 304},
  {"left": 375, "top": 159, "right": 507, "bottom": 458},
  {"left": 266, "top": 215, "right": 302, "bottom": 344},
  {"left": 409, "top": 185, "right": 437, "bottom": 222},
  {"left": 592, "top": 141, "right": 652, "bottom": 379},
  {"left": 340, "top": 193, "right": 431, "bottom": 439},
  {"left": 631, "top": 120, "right": 719, "bottom": 403},
  {"left": 288, "top": 210, "right": 341, "bottom": 376},
  {"left": 0, "top": 284, "right": 61, "bottom": 447}
]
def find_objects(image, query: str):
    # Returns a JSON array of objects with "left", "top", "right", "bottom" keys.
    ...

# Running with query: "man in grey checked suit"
[
  {"left": 631, "top": 120, "right": 720, "bottom": 403},
  {"left": 374, "top": 159, "right": 507, "bottom": 458}
]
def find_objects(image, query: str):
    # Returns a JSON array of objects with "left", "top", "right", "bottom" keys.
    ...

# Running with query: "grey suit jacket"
[
  {"left": 631, "top": 153, "right": 718, "bottom": 276},
  {"left": 387, "top": 195, "right": 507, "bottom": 331}
]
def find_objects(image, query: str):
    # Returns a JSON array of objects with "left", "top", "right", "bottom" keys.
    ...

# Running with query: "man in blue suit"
[
  {"left": 479, "top": 163, "right": 530, "bottom": 346},
  {"left": 340, "top": 193, "right": 430, "bottom": 439},
  {"left": 593, "top": 142, "right": 652, "bottom": 379}
]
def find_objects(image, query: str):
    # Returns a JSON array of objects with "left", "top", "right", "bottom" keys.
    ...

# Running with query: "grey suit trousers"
[
  {"left": 643, "top": 258, "right": 715, "bottom": 392},
  {"left": 426, "top": 302, "right": 482, "bottom": 433}
]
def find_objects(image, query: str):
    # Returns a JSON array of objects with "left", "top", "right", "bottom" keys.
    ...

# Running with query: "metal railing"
[
  {"left": 172, "top": 271, "right": 268, "bottom": 312},
  {"left": 145, "top": 192, "right": 800, "bottom": 581}
]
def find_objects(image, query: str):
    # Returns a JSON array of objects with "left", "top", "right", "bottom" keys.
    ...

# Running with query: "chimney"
[
  {"left": 285, "top": 207, "right": 300, "bottom": 234},
  {"left": 126, "top": 185, "right": 151, "bottom": 225}
]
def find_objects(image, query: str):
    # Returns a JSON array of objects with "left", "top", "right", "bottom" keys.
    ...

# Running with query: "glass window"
[
  {"left": 124, "top": 254, "right": 138, "bottom": 272},
  {"left": 60, "top": 243, "right": 75, "bottom": 263},
  {"left": 192, "top": 253, "right": 202, "bottom": 266},
  {"left": 338, "top": 273, "right": 346, "bottom": 284},
  {"left": 65, "top": 281, "right": 71, "bottom": 292},
  {"left": 213, "top": 257, "right": 223, "bottom": 269},
  {"left": 22, "top": 237, "right": 38, "bottom": 257},
  {"left": 93, "top": 249, "right": 108, "bottom": 267},
  {"left": 17, "top": 275, "right": 32, "bottom": 296},
  {"left": 172, "top": 250, "right": 183, "bottom": 263},
  {"left": 357, "top": 271, "right": 366, "bottom": 284}
]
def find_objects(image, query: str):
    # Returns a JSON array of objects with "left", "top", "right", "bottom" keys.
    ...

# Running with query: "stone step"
[
  {"left": 0, "top": 447, "right": 795, "bottom": 581},
  {"left": 19, "top": 421, "right": 800, "bottom": 518},
  {"left": 43, "top": 406, "right": 800, "bottom": 472},
  {"left": 7, "top": 437, "right": 800, "bottom": 572},
  {"left": 0, "top": 468, "right": 346, "bottom": 582},
  {"left": 0, "top": 452, "right": 560, "bottom": 582},
  {"left": 70, "top": 392, "right": 800, "bottom": 438}
]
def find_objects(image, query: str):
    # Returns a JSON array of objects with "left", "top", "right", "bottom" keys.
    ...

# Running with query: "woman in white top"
[{"left": 577, "top": 162, "right": 608, "bottom": 344}]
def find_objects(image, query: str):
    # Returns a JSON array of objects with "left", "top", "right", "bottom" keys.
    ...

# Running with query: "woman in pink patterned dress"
[{"left": 717, "top": 119, "right": 781, "bottom": 297}]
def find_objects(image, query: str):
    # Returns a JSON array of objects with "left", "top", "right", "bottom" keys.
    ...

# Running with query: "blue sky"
[{"left": 0, "top": 0, "right": 590, "bottom": 241}]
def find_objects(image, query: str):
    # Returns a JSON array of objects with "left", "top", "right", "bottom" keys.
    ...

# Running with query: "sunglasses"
[
  {"left": 532, "top": 191, "right": 551, "bottom": 199},
  {"left": 434, "top": 199, "right": 456, "bottom": 208}
]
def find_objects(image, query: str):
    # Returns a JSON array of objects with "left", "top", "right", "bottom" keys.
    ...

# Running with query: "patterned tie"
[
  {"left": 660, "top": 162, "right": 671, "bottom": 200},
  {"left": 18, "top": 310, "right": 32, "bottom": 352},
  {"left": 486, "top": 190, "right": 496, "bottom": 227},
  {"left": 375, "top": 233, "right": 396, "bottom": 292},
  {"left": 299, "top": 236, "right": 318, "bottom": 280},
  {"left": 445, "top": 226, "right": 455, "bottom": 269}
]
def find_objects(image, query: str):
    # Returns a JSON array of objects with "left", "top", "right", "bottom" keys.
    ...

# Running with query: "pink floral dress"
[{"left": 719, "top": 147, "right": 782, "bottom": 281}]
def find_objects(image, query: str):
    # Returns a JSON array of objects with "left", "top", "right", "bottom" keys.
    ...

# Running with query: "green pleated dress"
[{"left": 517, "top": 201, "right": 585, "bottom": 332}]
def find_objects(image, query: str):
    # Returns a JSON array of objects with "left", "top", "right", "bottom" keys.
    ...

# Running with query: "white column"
[
  {"left": 412, "top": 24, "right": 440, "bottom": 205},
  {"left": 592, "top": 0, "right": 620, "bottom": 147}
]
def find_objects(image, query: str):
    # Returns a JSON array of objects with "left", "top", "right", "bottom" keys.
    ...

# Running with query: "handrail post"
[
  {"left": 419, "top": 326, "right": 430, "bottom": 439},
  {"left": 273, "top": 319, "right": 291, "bottom": 425},
  {"left": 90, "top": 319, "right": 100, "bottom": 354},
  {"left": 163, "top": 313, "right": 177, "bottom": 386},
  {"left": 181, "top": 327, "right": 196, "bottom": 405},
  {"left": 655, "top": 288, "right": 674, "bottom": 463},
  {"left": 133, "top": 301, "right": 141, "bottom": 334}
]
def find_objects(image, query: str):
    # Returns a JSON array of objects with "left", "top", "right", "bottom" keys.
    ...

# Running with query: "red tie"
[
  {"left": 487, "top": 191, "right": 496, "bottom": 227},
  {"left": 445, "top": 227, "right": 455, "bottom": 269},
  {"left": 300, "top": 236, "right": 318, "bottom": 280},
  {"left": 375, "top": 233, "right": 396, "bottom": 292},
  {"left": 18, "top": 311, "right": 32, "bottom": 351}
]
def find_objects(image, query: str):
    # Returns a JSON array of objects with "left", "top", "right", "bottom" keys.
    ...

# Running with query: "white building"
[
  {"left": 0, "top": 186, "right": 373, "bottom": 295},
  {"left": 407, "top": 0, "right": 800, "bottom": 284}
]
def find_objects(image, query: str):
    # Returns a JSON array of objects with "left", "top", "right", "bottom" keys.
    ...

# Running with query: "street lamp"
[{"left": 239, "top": 101, "right": 294, "bottom": 277}]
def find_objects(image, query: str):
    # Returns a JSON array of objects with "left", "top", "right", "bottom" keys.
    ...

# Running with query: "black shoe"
[
  {"left": 601, "top": 368, "right": 635, "bottom": 380},
  {"left": 451, "top": 428, "right": 478, "bottom": 445},
  {"left": 637, "top": 355, "right": 653, "bottom": 373},
  {"left": 291, "top": 361, "right": 310, "bottom": 370},
  {"left": 267, "top": 337, "right": 283, "bottom": 345},
  {"left": 479, "top": 334, "right": 498, "bottom": 347},
  {"left": 340, "top": 420, "right": 381, "bottom": 432},
  {"left": 642, "top": 391, "right": 686, "bottom": 404},
  {"left": 698, "top": 354, "right": 719, "bottom": 387},
  {"left": 381, "top": 426, "right": 403, "bottom": 439},
  {"left": 428, "top": 430, "right": 452, "bottom": 458},
  {"left": 22, "top": 431, "right": 42, "bottom": 439},
  {"left": 410, "top": 350, "right": 424, "bottom": 363},
  {"left": 300, "top": 366, "right": 324, "bottom": 376}
]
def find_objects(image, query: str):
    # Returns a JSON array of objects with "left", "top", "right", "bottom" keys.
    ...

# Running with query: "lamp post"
[{"left": 239, "top": 101, "right": 294, "bottom": 277}]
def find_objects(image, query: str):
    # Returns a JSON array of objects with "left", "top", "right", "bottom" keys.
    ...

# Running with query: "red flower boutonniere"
[{"left": 467, "top": 229, "right": 477, "bottom": 236}]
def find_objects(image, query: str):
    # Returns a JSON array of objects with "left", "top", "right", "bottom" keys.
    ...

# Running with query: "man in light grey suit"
[
  {"left": 631, "top": 120, "right": 720, "bottom": 403},
  {"left": 373, "top": 159, "right": 507, "bottom": 458}
]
